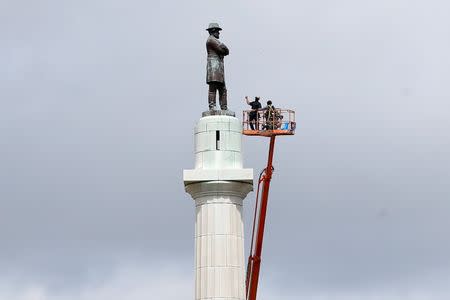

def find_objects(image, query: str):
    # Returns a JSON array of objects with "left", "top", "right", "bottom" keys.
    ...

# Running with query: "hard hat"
[{"left": 206, "top": 23, "right": 222, "bottom": 31}]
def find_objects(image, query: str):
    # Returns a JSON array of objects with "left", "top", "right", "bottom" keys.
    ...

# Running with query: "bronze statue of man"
[{"left": 206, "top": 23, "right": 229, "bottom": 110}]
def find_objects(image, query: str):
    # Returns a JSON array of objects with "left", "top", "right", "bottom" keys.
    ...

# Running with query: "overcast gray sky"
[{"left": 1, "top": 0, "right": 450, "bottom": 299}]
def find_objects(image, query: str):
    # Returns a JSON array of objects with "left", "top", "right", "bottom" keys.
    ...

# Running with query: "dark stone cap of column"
[{"left": 202, "top": 110, "right": 236, "bottom": 117}]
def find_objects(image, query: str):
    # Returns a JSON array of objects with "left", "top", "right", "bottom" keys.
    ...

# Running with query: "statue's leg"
[
  {"left": 218, "top": 84, "right": 227, "bottom": 110},
  {"left": 208, "top": 83, "right": 217, "bottom": 110}
]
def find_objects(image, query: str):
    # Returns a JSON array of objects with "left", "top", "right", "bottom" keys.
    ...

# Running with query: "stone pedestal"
[{"left": 184, "top": 115, "right": 253, "bottom": 300}]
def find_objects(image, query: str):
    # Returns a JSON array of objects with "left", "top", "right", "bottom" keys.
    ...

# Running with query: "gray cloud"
[{"left": 1, "top": 0, "right": 450, "bottom": 298}]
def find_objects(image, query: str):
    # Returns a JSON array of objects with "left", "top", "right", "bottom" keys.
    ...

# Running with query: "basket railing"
[{"left": 242, "top": 108, "right": 296, "bottom": 133}]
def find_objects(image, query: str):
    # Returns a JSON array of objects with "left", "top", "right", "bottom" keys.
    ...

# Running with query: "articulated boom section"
[{"left": 242, "top": 108, "right": 295, "bottom": 300}]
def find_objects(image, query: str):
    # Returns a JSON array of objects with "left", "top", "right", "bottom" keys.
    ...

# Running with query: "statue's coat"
[{"left": 206, "top": 35, "right": 229, "bottom": 83}]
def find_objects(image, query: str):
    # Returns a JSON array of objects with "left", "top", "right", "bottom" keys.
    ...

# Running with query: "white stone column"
[{"left": 184, "top": 114, "right": 253, "bottom": 300}]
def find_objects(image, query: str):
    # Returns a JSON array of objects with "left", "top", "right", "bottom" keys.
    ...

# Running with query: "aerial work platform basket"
[{"left": 242, "top": 108, "right": 296, "bottom": 137}]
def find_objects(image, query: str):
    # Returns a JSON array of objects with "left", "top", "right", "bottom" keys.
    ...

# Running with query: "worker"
[
  {"left": 245, "top": 96, "right": 262, "bottom": 130},
  {"left": 263, "top": 100, "right": 282, "bottom": 130}
]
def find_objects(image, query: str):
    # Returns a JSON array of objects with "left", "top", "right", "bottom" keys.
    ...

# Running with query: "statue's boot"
[
  {"left": 219, "top": 87, "right": 227, "bottom": 110},
  {"left": 208, "top": 90, "right": 216, "bottom": 110}
]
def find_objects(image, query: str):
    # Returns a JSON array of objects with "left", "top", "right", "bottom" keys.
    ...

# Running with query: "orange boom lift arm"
[{"left": 246, "top": 135, "right": 276, "bottom": 300}]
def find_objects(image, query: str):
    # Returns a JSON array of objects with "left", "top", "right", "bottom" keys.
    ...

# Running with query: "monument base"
[{"left": 202, "top": 110, "right": 235, "bottom": 117}]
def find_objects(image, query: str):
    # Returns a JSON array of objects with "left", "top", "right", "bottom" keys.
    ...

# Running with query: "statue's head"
[{"left": 206, "top": 23, "right": 222, "bottom": 38}]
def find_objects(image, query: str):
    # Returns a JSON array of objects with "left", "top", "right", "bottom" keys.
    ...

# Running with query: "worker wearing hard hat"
[
  {"left": 245, "top": 96, "right": 262, "bottom": 130},
  {"left": 263, "top": 101, "right": 282, "bottom": 130}
]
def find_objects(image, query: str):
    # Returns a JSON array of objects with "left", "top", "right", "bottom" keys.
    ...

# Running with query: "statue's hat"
[{"left": 206, "top": 23, "right": 222, "bottom": 31}]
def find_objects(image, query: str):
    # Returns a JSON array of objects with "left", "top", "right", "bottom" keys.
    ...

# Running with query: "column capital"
[{"left": 185, "top": 181, "right": 253, "bottom": 200}]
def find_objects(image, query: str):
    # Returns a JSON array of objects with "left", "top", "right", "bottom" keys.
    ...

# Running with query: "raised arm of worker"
[{"left": 245, "top": 96, "right": 251, "bottom": 105}]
